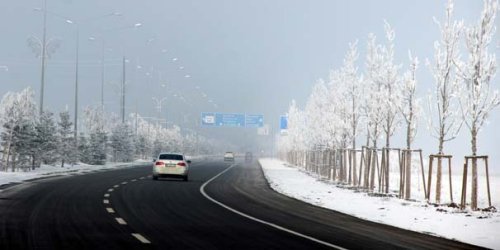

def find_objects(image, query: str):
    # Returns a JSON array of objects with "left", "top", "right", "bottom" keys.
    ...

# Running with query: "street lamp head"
[
  {"left": 134, "top": 23, "right": 142, "bottom": 28},
  {"left": 112, "top": 12, "right": 122, "bottom": 16},
  {"left": 88, "top": 36, "right": 96, "bottom": 41},
  {"left": 66, "top": 19, "right": 74, "bottom": 24}
]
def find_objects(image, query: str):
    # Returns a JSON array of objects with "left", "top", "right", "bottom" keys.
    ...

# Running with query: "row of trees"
[
  {"left": 278, "top": 0, "right": 499, "bottom": 209},
  {"left": 0, "top": 87, "right": 217, "bottom": 172}
]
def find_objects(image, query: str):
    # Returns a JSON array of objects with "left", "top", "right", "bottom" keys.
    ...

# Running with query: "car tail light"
[
  {"left": 155, "top": 161, "right": 164, "bottom": 166},
  {"left": 177, "top": 162, "right": 186, "bottom": 167}
]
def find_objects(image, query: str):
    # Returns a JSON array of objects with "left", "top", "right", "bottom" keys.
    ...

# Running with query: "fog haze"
[{"left": 0, "top": 1, "right": 498, "bottom": 167}]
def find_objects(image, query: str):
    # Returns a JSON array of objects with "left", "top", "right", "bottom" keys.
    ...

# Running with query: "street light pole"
[
  {"left": 74, "top": 24, "right": 80, "bottom": 140},
  {"left": 121, "top": 56, "right": 126, "bottom": 123},
  {"left": 101, "top": 38, "right": 105, "bottom": 112},
  {"left": 39, "top": 0, "right": 47, "bottom": 116}
]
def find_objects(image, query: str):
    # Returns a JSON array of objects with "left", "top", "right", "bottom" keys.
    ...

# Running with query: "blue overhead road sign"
[
  {"left": 280, "top": 115, "right": 288, "bottom": 130},
  {"left": 201, "top": 113, "right": 265, "bottom": 128},
  {"left": 216, "top": 113, "right": 245, "bottom": 127},
  {"left": 245, "top": 114, "right": 264, "bottom": 128},
  {"left": 201, "top": 112, "right": 216, "bottom": 126}
]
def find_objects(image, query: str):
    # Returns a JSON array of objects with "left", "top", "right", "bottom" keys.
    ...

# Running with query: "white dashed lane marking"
[
  {"left": 104, "top": 175, "right": 153, "bottom": 244},
  {"left": 115, "top": 217, "right": 127, "bottom": 225},
  {"left": 132, "top": 233, "right": 151, "bottom": 244}
]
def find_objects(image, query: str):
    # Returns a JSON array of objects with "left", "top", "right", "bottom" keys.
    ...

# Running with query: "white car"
[
  {"left": 224, "top": 152, "right": 235, "bottom": 162},
  {"left": 153, "top": 153, "right": 190, "bottom": 181}
]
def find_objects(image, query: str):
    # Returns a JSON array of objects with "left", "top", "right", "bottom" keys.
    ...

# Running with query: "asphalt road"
[{"left": 0, "top": 158, "right": 485, "bottom": 250}]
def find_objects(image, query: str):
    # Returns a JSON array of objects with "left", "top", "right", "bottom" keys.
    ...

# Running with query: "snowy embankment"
[
  {"left": 0, "top": 160, "right": 149, "bottom": 187},
  {"left": 259, "top": 158, "right": 500, "bottom": 249}
]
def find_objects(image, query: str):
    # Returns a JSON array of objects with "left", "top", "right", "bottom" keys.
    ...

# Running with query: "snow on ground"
[
  {"left": 0, "top": 160, "right": 149, "bottom": 187},
  {"left": 259, "top": 158, "right": 500, "bottom": 249}
]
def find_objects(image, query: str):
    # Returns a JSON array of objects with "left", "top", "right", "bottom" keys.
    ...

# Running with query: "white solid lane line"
[
  {"left": 113, "top": 184, "right": 119, "bottom": 188},
  {"left": 103, "top": 199, "right": 109, "bottom": 204},
  {"left": 132, "top": 233, "right": 151, "bottom": 244},
  {"left": 115, "top": 218, "right": 127, "bottom": 225},
  {"left": 131, "top": 179, "right": 137, "bottom": 182},
  {"left": 106, "top": 207, "right": 115, "bottom": 213},
  {"left": 121, "top": 181, "right": 128, "bottom": 185},
  {"left": 104, "top": 193, "right": 110, "bottom": 197},
  {"left": 200, "top": 164, "right": 348, "bottom": 250},
  {"left": 108, "top": 188, "right": 114, "bottom": 192}
]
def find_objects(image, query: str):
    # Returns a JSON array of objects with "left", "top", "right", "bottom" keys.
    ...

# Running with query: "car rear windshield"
[{"left": 159, "top": 154, "right": 184, "bottom": 160}]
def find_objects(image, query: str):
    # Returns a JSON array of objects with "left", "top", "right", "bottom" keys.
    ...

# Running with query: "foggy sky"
[{"left": 0, "top": 1, "right": 499, "bottom": 169}]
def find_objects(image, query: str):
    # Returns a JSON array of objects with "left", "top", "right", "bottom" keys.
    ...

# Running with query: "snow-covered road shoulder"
[
  {"left": 0, "top": 160, "right": 149, "bottom": 188},
  {"left": 259, "top": 158, "right": 500, "bottom": 249}
]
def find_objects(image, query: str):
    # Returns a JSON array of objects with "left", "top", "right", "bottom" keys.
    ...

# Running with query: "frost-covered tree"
[
  {"left": 304, "top": 79, "right": 330, "bottom": 148},
  {"left": 456, "top": 0, "right": 499, "bottom": 209},
  {"left": 287, "top": 100, "right": 306, "bottom": 152},
  {"left": 364, "top": 34, "right": 387, "bottom": 149},
  {"left": 0, "top": 87, "right": 37, "bottom": 172},
  {"left": 77, "top": 133, "right": 90, "bottom": 163},
  {"left": 399, "top": 53, "right": 421, "bottom": 199},
  {"left": 110, "top": 123, "right": 135, "bottom": 162},
  {"left": 338, "top": 41, "right": 363, "bottom": 150},
  {"left": 57, "top": 111, "right": 76, "bottom": 167},
  {"left": 87, "top": 130, "right": 107, "bottom": 165},
  {"left": 82, "top": 106, "right": 108, "bottom": 164},
  {"left": 427, "top": 0, "right": 464, "bottom": 203},
  {"left": 12, "top": 120, "right": 37, "bottom": 170},
  {"left": 327, "top": 76, "right": 350, "bottom": 149},
  {"left": 400, "top": 53, "right": 420, "bottom": 150},
  {"left": 374, "top": 22, "right": 402, "bottom": 148},
  {"left": 35, "top": 111, "right": 58, "bottom": 165}
]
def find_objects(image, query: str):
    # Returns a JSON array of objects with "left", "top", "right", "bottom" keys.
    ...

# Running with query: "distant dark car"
[{"left": 245, "top": 152, "right": 253, "bottom": 162}]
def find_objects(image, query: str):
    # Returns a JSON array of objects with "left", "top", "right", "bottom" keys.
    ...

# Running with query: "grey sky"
[{"left": 0, "top": 0, "right": 498, "bottom": 168}]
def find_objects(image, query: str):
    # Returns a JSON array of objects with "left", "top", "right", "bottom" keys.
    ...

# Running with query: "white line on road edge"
[
  {"left": 200, "top": 164, "right": 348, "bottom": 250},
  {"left": 115, "top": 217, "right": 127, "bottom": 225},
  {"left": 132, "top": 233, "right": 151, "bottom": 244},
  {"left": 106, "top": 207, "right": 115, "bottom": 213},
  {"left": 103, "top": 199, "right": 109, "bottom": 204}
]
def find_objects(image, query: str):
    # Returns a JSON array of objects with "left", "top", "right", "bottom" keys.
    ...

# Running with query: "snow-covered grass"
[
  {"left": 259, "top": 158, "right": 500, "bottom": 249},
  {"left": 0, "top": 160, "right": 149, "bottom": 187}
]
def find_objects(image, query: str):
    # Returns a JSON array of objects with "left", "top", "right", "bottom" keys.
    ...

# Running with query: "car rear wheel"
[
  {"left": 153, "top": 175, "right": 158, "bottom": 180},
  {"left": 183, "top": 175, "right": 188, "bottom": 182}
]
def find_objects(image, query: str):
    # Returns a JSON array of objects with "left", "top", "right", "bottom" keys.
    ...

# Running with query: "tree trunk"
[
  {"left": 471, "top": 124, "right": 478, "bottom": 210},
  {"left": 405, "top": 150, "right": 412, "bottom": 199},
  {"left": 31, "top": 156, "right": 36, "bottom": 171},
  {"left": 11, "top": 152, "right": 16, "bottom": 172},
  {"left": 4, "top": 130, "right": 13, "bottom": 172},
  {"left": 436, "top": 133, "right": 445, "bottom": 203}
]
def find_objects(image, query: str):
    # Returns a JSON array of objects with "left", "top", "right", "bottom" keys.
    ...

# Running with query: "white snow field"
[{"left": 259, "top": 158, "right": 500, "bottom": 249}]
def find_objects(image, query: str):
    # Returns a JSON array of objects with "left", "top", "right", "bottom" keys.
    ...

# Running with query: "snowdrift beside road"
[{"left": 259, "top": 158, "right": 500, "bottom": 249}]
